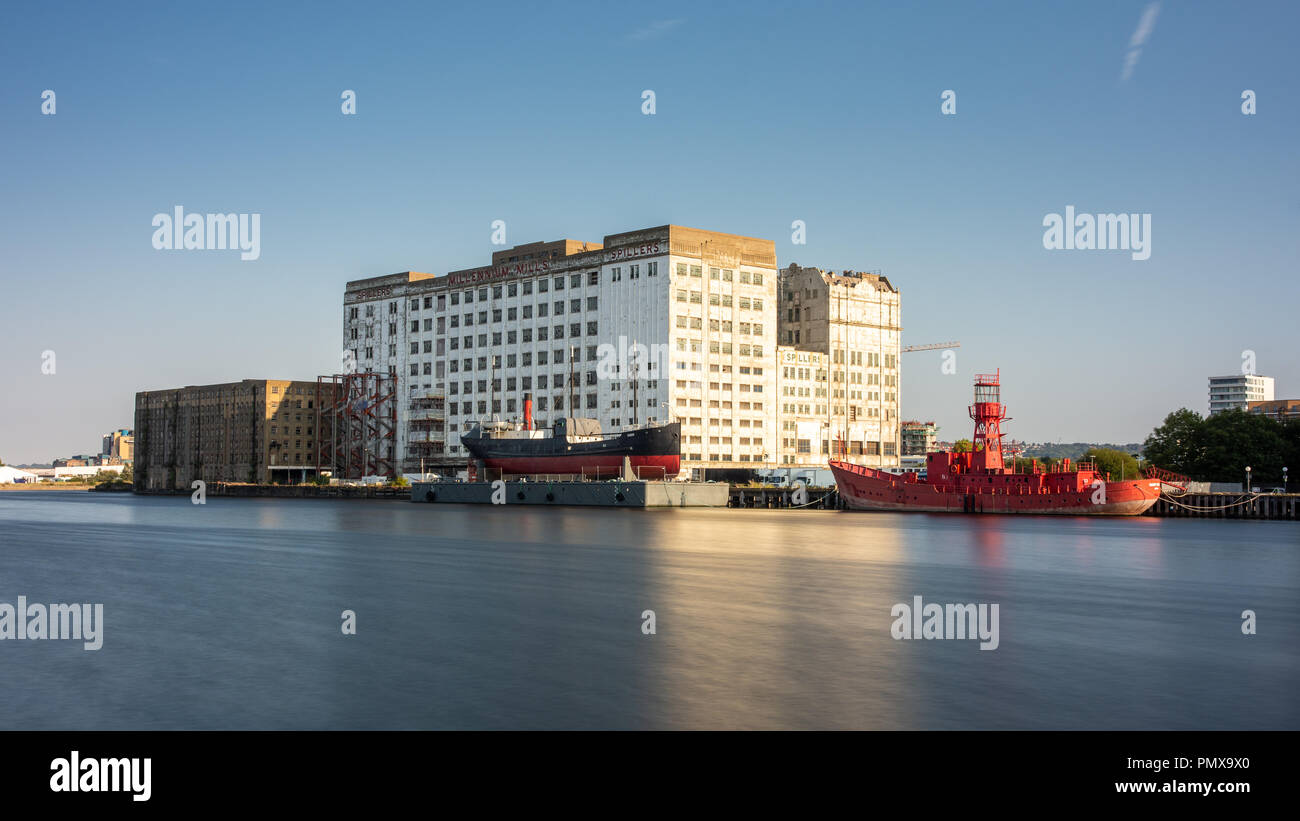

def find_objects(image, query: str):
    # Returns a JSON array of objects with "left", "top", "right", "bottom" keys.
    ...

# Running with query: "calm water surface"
[{"left": 1, "top": 491, "right": 1296, "bottom": 729}]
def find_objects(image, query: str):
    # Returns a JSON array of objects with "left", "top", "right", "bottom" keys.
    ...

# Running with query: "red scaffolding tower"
[{"left": 315, "top": 372, "right": 398, "bottom": 480}]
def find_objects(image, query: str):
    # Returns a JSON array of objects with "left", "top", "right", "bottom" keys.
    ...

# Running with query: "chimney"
[{"left": 524, "top": 392, "right": 533, "bottom": 431}]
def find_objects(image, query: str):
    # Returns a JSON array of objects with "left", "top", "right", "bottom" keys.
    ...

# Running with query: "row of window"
[
  {"left": 348, "top": 262, "right": 769, "bottom": 321},
  {"left": 269, "top": 426, "right": 314, "bottom": 435},
  {"left": 673, "top": 384, "right": 765, "bottom": 402},
  {"left": 429, "top": 322, "right": 601, "bottom": 353},
  {"left": 673, "top": 315, "right": 766, "bottom": 336},
  {"left": 675, "top": 264, "right": 767, "bottom": 286},
  {"left": 673, "top": 411, "right": 766, "bottom": 425},
  {"left": 446, "top": 375, "right": 662, "bottom": 394},
  {"left": 675, "top": 291, "right": 765, "bottom": 309},
  {"left": 448, "top": 395, "right": 601, "bottom": 414},
  {"left": 608, "top": 262, "right": 658, "bottom": 280},
  {"left": 672, "top": 340, "right": 767, "bottom": 357},
  {"left": 443, "top": 297, "right": 599, "bottom": 329}
]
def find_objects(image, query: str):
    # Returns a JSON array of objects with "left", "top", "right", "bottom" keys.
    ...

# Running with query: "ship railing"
[{"left": 1141, "top": 465, "right": 1191, "bottom": 490}]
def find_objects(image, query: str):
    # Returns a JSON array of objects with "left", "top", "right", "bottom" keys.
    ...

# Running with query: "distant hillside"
[{"left": 1021, "top": 443, "right": 1143, "bottom": 460}]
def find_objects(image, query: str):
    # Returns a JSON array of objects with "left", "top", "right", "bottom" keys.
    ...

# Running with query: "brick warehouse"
[{"left": 134, "top": 379, "right": 339, "bottom": 490}]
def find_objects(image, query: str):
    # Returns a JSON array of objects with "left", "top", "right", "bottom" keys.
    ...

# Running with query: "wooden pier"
[
  {"left": 729, "top": 486, "right": 841, "bottom": 509},
  {"left": 1146, "top": 492, "right": 1298, "bottom": 520},
  {"left": 726, "top": 486, "right": 1299, "bottom": 520}
]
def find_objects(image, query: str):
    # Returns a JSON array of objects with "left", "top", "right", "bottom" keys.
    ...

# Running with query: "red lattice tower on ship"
[{"left": 969, "top": 370, "right": 1009, "bottom": 472}]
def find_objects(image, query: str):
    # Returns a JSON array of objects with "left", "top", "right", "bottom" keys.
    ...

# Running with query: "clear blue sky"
[{"left": 2, "top": 1, "right": 1296, "bottom": 463}]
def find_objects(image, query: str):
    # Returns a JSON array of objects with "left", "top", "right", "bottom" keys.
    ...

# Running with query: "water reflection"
[{"left": 0, "top": 492, "right": 1296, "bottom": 729}]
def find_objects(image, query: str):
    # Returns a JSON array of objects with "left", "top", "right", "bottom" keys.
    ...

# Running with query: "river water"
[{"left": 0, "top": 491, "right": 1296, "bottom": 729}]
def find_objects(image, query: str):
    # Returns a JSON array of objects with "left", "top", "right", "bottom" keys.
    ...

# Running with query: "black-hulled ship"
[{"left": 460, "top": 396, "right": 681, "bottom": 478}]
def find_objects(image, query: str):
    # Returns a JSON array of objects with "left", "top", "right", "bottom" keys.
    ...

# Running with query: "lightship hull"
[{"left": 829, "top": 460, "right": 1162, "bottom": 516}]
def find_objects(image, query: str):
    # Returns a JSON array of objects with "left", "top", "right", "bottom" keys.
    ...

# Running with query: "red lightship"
[{"left": 829, "top": 371, "right": 1162, "bottom": 515}]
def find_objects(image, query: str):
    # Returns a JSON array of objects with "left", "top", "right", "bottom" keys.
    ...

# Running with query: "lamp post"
[
  {"left": 1245, "top": 465, "right": 1252, "bottom": 493},
  {"left": 1284, "top": 466, "right": 1289, "bottom": 494}
]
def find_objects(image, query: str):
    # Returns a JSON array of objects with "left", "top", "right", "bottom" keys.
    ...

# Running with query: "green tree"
[
  {"left": 1012, "top": 456, "right": 1060, "bottom": 473},
  {"left": 1282, "top": 418, "right": 1300, "bottom": 488},
  {"left": 1083, "top": 447, "right": 1141, "bottom": 481},
  {"left": 1142, "top": 407, "right": 1288, "bottom": 483},
  {"left": 1196, "top": 409, "right": 1284, "bottom": 484},
  {"left": 1142, "top": 408, "right": 1204, "bottom": 475},
  {"left": 953, "top": 439, "right": 973, "bottom": 453}
]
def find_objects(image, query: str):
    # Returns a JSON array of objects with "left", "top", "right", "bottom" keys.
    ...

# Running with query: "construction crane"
[{"left": 902, "top": 341, "right": 960, "bottom": 353}]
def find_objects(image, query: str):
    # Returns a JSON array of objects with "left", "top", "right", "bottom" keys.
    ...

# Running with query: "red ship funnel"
[{"left": 524, "top": 393, "right": 533, "bottom": 430}]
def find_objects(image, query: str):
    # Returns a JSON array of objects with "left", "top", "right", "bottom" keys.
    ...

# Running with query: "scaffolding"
[{"left": 316, "top": 372, "right": 398, "bottom": 479}]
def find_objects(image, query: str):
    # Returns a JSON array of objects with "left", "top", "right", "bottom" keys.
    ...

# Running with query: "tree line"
[{"left": 1143, "top": 408, "right": 1297, "bottom": 486}]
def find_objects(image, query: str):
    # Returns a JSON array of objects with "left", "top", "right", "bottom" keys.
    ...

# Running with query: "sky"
[{"left": 1, "top": 0, "right": 1297, "bottom": 463}]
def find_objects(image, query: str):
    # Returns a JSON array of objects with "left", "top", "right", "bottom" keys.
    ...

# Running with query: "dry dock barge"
[{"left": 411, "top": 479, "right": 729, "bottom": 508}]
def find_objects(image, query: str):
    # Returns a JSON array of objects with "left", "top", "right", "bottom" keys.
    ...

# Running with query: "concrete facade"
[
  {"left": 134, "top": 379, "right": 337, "bottom": 490},
  {"left": 1208, "top": 374, "right": 1274, "bottom": 414},
  {"left": 901, "top": 420, "right": 938, "bottom": 455},
  {"left": 343, "top": 225, "right": 779, "bottom": 476},
  {"left": 1247, "top": 398, "right": 1300, "bottom": 422},
  {"left": 776, "top": 264, "right": 902, "bottom": 467}
]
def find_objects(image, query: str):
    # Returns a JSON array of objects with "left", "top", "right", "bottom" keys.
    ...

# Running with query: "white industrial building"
[
  {"left": 343, "top": 225, "right": 900, "bottom": 477},
  {"left": 0, "top": 465, "right": 40, "bottom": 483}
]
